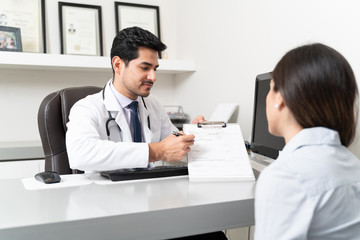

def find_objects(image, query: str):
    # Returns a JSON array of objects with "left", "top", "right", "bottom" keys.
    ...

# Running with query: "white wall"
[
  {"left": 171, "top": 0, "right": 360, "bottom": 157},
  {"left": 1, "top": 0, "right": 360, "bottom": 157}
]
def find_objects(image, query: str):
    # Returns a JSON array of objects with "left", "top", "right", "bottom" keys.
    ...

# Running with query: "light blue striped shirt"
[{"left": 255, "top": 127, "right": 360, "bottom": 240}]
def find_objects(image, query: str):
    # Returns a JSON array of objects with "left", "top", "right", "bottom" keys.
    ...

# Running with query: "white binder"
[{"left": 183, "top": 122, "right": 255, "bottom": 182}]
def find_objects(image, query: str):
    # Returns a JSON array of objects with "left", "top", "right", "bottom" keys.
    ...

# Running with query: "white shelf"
[{"left": 0, "top": 52, "right": 196, "bottom": 74}]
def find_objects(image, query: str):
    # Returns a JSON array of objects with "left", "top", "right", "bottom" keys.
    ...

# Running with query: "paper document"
[
  {"left": 209, "top": 103, "right": 237, "bottom": 122},
  {"left": 183, "top": 123, "right": 255, "bottom": 182}
]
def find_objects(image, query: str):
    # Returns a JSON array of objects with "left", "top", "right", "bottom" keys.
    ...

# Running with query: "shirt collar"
[
  {"left": 280, "top": 127, "right": 341, "bottom": 157},
  {"left": 110, "top": 81, "right": 140, "bottom": 109}
]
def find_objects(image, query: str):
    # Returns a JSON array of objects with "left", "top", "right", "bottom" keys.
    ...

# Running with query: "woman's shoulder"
[{"left": 272, "top": 144, "right": 360, "bottom": 196}]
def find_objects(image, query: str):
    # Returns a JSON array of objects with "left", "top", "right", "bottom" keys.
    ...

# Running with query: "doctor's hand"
[{"left": 148, "top": 133, "right": 195, "bottom": 162}]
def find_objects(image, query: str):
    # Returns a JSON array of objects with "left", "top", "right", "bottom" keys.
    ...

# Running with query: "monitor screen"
[{"left": 251, "top": 72, "right": 285, "bottom": 159}]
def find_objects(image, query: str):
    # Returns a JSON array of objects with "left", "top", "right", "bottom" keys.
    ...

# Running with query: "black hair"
[
  {"left": 272, "top": 43, "right": 358, "bottom": 146},
  {"left": 110, "top": 26, "right": 167, "bottom": 70}
]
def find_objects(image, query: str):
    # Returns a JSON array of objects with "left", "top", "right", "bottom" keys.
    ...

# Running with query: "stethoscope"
[{"left": 102, "top": 85, "right": 150, "bottom": 137}]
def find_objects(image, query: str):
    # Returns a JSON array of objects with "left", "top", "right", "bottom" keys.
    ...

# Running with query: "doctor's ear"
[{"left": 112, "top": 56, "right": 123, "bottom": 74}]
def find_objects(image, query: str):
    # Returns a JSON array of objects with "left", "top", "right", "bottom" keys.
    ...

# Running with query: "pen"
[{"left": 172, "top": 131, "right": 183, "bottom": 137}]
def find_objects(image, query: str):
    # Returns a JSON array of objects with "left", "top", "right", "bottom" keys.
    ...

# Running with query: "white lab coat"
[{"left": 66, "top": 80, "right": 177, "bottom": 172}]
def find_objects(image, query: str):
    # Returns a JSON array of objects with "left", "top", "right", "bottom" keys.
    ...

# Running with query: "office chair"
[{"left": 38, "top": 86, "right": 102, "bottom": 174}]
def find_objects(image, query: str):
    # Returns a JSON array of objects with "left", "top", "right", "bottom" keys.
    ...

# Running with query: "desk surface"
[{"left": 0, "top": 175, "right": 255, "bottom": 240}]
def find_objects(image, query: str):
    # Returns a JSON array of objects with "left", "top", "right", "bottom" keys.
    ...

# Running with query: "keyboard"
[{"left": 100, "top": 165, "right": 188, "bottom": 182}]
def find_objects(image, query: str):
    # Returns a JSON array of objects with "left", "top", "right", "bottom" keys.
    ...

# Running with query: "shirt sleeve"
[{"left": 254, "top": 164, "right": 315, "bottom": 240}]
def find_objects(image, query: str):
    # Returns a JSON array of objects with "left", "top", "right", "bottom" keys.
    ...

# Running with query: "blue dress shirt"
[{"left": 255, "top": 127, "right": 360, "bottom": 240}]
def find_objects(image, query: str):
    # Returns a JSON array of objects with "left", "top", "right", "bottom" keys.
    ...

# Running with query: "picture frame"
[
  {"left": 59, "top": 2, "right": 103, "bottom": 56},
  {"left": 0, "top": 0, "right": 46, "bottom": 53},
  {"left": 115, "top": 2, "right": 161, "bottom": 40},
  {"left": 0, "top": 26, "right": 22, "bottom": 52}
]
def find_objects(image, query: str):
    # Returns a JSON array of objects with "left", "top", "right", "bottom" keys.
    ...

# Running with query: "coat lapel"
[
  {"left": 103, "top": 82, "right": 132, "bottom": 142},
  {"left": 139, "top": 97, "right": 153, "bottom": 143}
]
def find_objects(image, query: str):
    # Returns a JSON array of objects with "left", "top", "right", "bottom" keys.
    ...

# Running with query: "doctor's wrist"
[{"left": 148, "top": 142, "right": 163, "bottom": 162}]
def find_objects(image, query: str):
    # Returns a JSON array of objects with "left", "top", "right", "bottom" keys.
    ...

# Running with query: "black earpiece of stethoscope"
[{"left": 102, "top": 84, "right": 150, "bottom": 137}]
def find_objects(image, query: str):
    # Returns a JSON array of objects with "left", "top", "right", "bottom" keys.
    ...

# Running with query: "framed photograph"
[
  {"left": 0, "top": 26, "right": 22, "bottom": 52},
  {"left": 115, "top": 2, "right": 161, "bottom": 40},
  {"left": 0, "top": 0, "right": 46, "bottom": 53},
  {"left": 59, "top": 2, "right": 103, "bottom": 56}
]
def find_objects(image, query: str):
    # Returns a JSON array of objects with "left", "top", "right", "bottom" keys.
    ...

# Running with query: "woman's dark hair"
[
  {"left": 110, "top": 26, "right": 166, "bottom": 69},
  {"left": 272, "top": 43, "right": 358, "bottom": 146}
]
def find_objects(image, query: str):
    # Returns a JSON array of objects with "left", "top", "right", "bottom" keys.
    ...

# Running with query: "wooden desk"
[{"left": 0, "top": 175, "right": 255, "bottom": 240}]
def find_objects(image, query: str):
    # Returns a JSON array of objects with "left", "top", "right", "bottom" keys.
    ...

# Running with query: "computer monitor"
[{"left": 251, "top": 72, "right": 285, "bottom": 159}]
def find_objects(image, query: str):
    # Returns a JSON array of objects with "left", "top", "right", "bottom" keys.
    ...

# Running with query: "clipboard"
[
  {"left": 183, "top": 122, "right": 255, "bottom": 182},
  {"left": 197, "top": 121, "right": 227, "bottom": 128}
]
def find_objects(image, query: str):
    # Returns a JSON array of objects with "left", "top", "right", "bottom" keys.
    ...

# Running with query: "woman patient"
[{"left": 255, "top": 43, "right": 360, "bottom": 239}]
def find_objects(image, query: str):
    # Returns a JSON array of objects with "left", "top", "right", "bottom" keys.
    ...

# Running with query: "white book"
[{"left": 183, "top": 123, "right": 255, "bottom": 182}]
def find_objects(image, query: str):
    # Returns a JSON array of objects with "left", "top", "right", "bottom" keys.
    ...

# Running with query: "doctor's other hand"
[
  {"left": 192, "top": 115, "right": 205, "bottom": 124},
  {"left": 148, "top": 133, "right": 195, "bottom": 162}
]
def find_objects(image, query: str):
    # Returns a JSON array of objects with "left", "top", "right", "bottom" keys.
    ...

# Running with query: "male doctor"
[
  {"left": 66, "top": 27, "right": 228, "bottom": 240},
  {"left": 66, "top": 27, "right": 202, "bottom": 172}
]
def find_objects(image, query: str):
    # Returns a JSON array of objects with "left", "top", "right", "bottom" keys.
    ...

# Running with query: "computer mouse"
[{"left": 34, "top": 171, "right": 61, "bottom": 184}]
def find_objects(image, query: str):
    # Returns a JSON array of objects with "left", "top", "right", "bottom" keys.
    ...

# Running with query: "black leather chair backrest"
[{"left": 38, "top": 86, "right": 102, "bottom": 174}]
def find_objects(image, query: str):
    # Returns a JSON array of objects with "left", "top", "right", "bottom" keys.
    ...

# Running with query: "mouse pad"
[{"left": 22, "top": 174, "right": 92, "bottom": 190}]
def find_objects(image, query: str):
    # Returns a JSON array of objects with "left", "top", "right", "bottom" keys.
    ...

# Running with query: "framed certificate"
[
  {"left": 0, "top": 26, "right": 22, "bottom": 52},
  {"left": 115, "top": 2, "right": 161, "bottom": 40},
  {"left": 59, "top": 2, "right": 103, "bottom": 56},
  {"left": 0, "top": 0, "right": 46, "bottom": 53}
]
